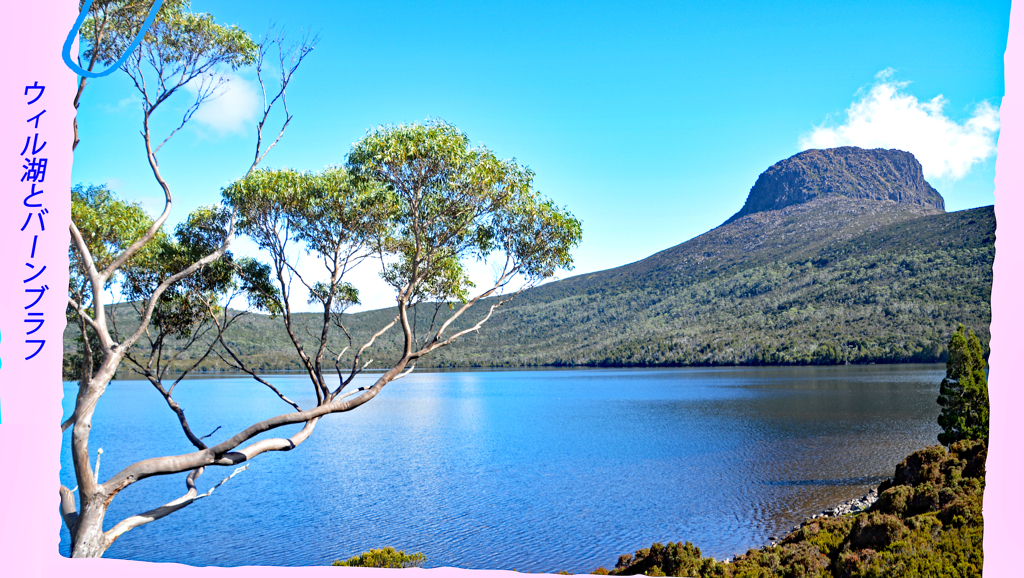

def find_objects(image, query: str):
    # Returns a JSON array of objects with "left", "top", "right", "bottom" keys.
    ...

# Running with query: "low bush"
[{"left": 331, "top": 547, "right": 426, "bottom": 568}]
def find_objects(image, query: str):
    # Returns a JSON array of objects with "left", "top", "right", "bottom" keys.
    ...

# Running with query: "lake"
[{"left": 59, "top": 364, "right": 944, "bottom": 572}]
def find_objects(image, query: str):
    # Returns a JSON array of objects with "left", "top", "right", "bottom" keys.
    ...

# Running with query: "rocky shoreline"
[
  {"left": 761, "top": 485, "right": 883, "bottom": 549},
  {"left": 810, "top": 486, "right": 881, "bottom": 519},
  {"left": 719, "top": 484, "right": 886, "bottom": 562}
]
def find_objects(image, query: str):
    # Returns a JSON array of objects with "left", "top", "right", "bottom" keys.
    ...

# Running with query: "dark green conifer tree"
[{"left": 937, "top": 324, "right": 990, "bottom": 446}]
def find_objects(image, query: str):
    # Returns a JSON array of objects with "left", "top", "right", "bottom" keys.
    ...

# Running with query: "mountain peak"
[{"left": 724, "top": 147, "right": 945, "bottom": 225}]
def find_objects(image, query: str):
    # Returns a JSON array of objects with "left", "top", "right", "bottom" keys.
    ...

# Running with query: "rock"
[
  {"left": 724, "top": 147, "right": 945, "bottom": 225},
  {"left": 795, "top": 485, "right": 885, "bottom": 534}
]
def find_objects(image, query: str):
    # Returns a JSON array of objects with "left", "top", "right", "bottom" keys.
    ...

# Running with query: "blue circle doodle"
[{"left": 62, "top": 0, "right": 166, "bottom": 78}]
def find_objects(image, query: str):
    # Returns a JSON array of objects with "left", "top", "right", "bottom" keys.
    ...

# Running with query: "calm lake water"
[{"left": 60, "top": 365, "right": 944, "bottom": 572}]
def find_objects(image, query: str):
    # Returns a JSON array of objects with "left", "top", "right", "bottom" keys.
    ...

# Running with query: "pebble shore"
[
  {"left": 766, "top": 485, "right": 883, "bottom": 547},
  {"left": 722, "top": 484, "right": 886, "bottom": 561},
  {"left": 801, "top": 485, "right": 880, "bottom": 524}
]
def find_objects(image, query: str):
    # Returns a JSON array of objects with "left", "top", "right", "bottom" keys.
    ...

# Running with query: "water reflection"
[
  {"left": 60, "top": 364, "right": 944, "bottom": 572},
  {"left": 765, "top": 476, "right": 890, "bottom": 486}
]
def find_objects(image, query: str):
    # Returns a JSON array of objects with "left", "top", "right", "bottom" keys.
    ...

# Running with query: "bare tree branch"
[
  {"left": 69, "top": 221, "right": 115, "bottom": 351},
  {"left": 153, "top": 73, "right": 227, "bottom": 153},
  {"left": 251, "top": 29, "right": 318, "bottom": 170},
  {"left": 103, "top": 464, "right": 248, "bottom": 546},
  {"left": 68, "top": 299, "right": 102, "bottom": 334},
  {"left": 331, "top": 316, "right": 399, "bottom": 397},
  {"left": 208, "top": 305, "right": 303, "bottom": 412},
  {"left": 200, "top": 426, "right": 222, "bottom": 440},
  {"left": 101, "top": 363, "right": 426, "bottom": 490},
  {"left": 414, "top": 268, "right": 520, "bottom": 357}
]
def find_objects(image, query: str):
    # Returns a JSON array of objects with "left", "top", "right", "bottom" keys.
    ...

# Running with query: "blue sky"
[{"left": 70, "top": 0, "right": 1011, "bottom": 311}]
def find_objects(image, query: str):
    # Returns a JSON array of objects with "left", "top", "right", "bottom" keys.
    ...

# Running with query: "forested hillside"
[
  {"left": 67, "top": 199, "right": 992, "bottom": 373},
  {"left": 336, "top": 199, "right": 993, "bottom": 368}
]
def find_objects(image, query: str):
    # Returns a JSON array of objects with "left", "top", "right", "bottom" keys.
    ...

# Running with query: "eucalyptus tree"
[
  {"left": 62, "top": 0, "right": 314, "bottom": 558},
  {"left": 61, "top": 1, "right": 579, "bottom": 561},
  {"left": 217, "top": 118, "right": 582, "bottom": 453},
  {"left": 72, "top": 0, "right": 187, "bottom": 151},
  {"left": 345, "top": 120, "right": 584, "bottom": 362}
]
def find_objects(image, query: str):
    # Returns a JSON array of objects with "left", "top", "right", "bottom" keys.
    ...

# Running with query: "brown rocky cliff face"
[{"left": 724, "top": 147, "right": 945, "bottom": 225}]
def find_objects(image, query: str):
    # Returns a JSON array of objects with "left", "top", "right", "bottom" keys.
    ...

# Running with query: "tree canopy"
[
  {"left": 346, "top": 120, "right": 582, "bottom": 299},
  {"left": 937, "top": 324, "right": 990, "bottom": 446}
]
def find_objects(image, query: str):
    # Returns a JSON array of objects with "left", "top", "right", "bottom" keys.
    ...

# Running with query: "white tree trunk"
[{"left": 70, "top": 500, "right": 108, "bottom": 558}]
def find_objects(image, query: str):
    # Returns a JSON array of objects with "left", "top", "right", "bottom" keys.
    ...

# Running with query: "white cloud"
[
  {"left": 799, "top": 69, "right": 1000, "bottom": 180},
  {"left": 185, "top": 72, "right": 260, "bottom": 135}
]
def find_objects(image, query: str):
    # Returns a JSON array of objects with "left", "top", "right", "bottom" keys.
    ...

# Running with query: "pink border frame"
[{"left": 0, "top": 1, "right": 1019, "bottom": 576}]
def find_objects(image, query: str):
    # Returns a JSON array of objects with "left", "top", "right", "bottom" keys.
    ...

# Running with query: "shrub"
[
  {"left": 331, "top": 547, "right": 426, "bottom": 568},
  {"left": 891, "top": 445, "right": 945, "bottom": 486},
  {"left": 873, "top": 485, "right": 913, "bottom": 517},
  {"left": 785, "top": 516, "right": 854, "bottom": 559},
  {"left": 610, "top": 541, "right": 715, "bottom": 576},
  {"left": 847, "top": 514, "right": 908, "bottom": 550}
]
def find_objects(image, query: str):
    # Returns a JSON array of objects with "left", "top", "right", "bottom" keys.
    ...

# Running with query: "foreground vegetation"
[
  {"left": 594, "top": 439, "right": 985, "bottom": 577},
  {"left": 331, "top": 547, "right": 426, "bottom": 568}
]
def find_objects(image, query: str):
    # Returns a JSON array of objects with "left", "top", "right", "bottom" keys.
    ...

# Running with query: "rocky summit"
[{"left": 724, "top": 147, "right": 946, "bottom": 225}]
